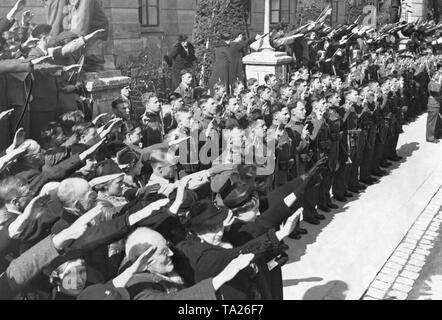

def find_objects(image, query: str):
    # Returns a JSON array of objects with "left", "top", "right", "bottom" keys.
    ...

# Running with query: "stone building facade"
[{"left": 0, "top": 0, "right": 431, "bottom": 66}]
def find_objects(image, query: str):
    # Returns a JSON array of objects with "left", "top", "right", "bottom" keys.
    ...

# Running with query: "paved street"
[
  {"left": 282, "top": 114, "right": 442, "bottom": 300},
  {"left": 407, "top": 206, "right": 442, "bottom": 300}
]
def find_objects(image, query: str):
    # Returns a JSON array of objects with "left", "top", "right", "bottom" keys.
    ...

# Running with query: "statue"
[{"left": 42, "top": 0, "right": 109, "bottom": 71}]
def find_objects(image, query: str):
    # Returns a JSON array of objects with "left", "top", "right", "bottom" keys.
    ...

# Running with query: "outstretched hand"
[
  {"left": 92, "top": 113, "right": 109, "bottom": 126},
  {"left": 85, "top": 29, "right": 106, "bottom": 42},
  {"left": 79, "top": 138, "right": 105, "bottom": 161},
  {"left": 0, "top": 109, "right": 14, "bottom": 121},
  {"left": 112, "top": 246, "right": 157, "bottom": 288},
  {"left": 276, "top": 208, "right": 303, "bottom": 241},
  {"left": 213, "top": 254, "right": 255, "bottom": 290},
  {"left": 6, "top": 128, "right": 26, "bottom": 155},
  {"left": 8, "top": 194, "right": 51, "bottom": 239},
  {"left": 52, "top": 205, "right": 105, "bottom": 251},
  {"left": 99, "top": 118, "right": 123, "bottom": 138},
  {"left": 128, "top": 198, "right": 170, "bottom": 226},
  {"left": 22, "top": 10, "right": 33, "bottom": 26}
]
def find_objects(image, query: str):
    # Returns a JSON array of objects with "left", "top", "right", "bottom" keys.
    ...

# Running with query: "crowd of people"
[{"left": 1, "top": 0, "right": 442, "bottom": 300}]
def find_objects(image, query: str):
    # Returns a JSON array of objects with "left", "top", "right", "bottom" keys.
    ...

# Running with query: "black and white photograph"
[{"left": 0, "top": 0, "right": 442, "bottom": 303}]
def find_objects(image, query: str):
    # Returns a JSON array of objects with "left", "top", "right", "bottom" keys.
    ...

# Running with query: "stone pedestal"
[
  {"left": 83, "top": 70, "right": 131, "bottom": 117},
  {"left": 243, "top": 51, "right": 293, "bottom": 85}
]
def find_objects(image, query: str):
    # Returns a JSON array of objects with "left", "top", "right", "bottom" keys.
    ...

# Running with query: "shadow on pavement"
[
  {"left": 302, "top": 280, "right": 349, "bottom": 300},
  {"left": 283, "top": 277, "right": 323, "bottom": 287}
]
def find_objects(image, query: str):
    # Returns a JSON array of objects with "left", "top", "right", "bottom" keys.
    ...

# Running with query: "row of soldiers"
[
  {"left": 264, "top": 53, "right": 440, "bottom": 237},
  {"left": 156, "top": 49, "right": 439, "bottom": 240}
]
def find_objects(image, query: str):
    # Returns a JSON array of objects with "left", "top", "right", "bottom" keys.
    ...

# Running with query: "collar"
[{"left": 63, "top": 207, "right": 82, "bottom": 217}]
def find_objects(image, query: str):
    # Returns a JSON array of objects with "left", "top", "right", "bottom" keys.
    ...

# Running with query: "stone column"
[
  {"left": 260, "top": 0, "right": 274, "bottom": 51},
  {"left": 242, "top": 0, "right": 292, "bottom": 84},
  {"left": 83, "top": 70, "right": 131, "bottom": 118}
]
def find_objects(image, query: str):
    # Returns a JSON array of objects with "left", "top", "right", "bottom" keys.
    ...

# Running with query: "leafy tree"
[{"left": 192, "top": 0, "right": 248, "bottom": 88}]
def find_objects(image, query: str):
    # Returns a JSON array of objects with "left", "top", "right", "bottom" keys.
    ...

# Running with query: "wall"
[{"left": 0, "top": 0, "right": 431, "bottom": 65}]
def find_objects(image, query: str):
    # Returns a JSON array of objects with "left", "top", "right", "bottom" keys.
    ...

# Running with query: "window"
[
  {"left": 377, "top": 0, "right": 385, "bottom": 13},
  {"left": 271, "top": 0, "right": 281, "bottom": 24},
  {"left": 139, "top": 0, "right": 159, "bottom": 26},
  {"left": 330, "top": 0, "right": 339, "bottom": 25}
]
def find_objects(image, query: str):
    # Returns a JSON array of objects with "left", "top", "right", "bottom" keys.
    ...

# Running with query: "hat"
[
  {"left": 31, "top": 24, "right": 52, "bottom": 38},
  {"left": 55, "top": 31, "right": 78, "bottom": 45},
  {"left": 168, "top": 189, "right": 198, "bottom": 212},
  {"left": 187, "top": 200, "right": 229, "bottom": 233},
  {"left": 116, "top": 147, "right": 139, "bottom": 166},
  {"left": 95, "top": 159, "right": 123, "bottom": 176},
  {"left": 178, "top": 34, "right": 188, "bottom": 42},
  {"left": 89, "top": 173, "right": 124, "bottom": 189},
  {"left": 78, "top": 283, "right": 130, "bottom": 300},
  {"left": 211, "top": 165, "right": 256, "bottom": 209},
  {"left": 220, "top": 32, "right": 232, "bottom": 41}
]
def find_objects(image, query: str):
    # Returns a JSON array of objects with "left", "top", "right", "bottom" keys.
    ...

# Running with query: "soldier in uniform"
[
  {"left": 168, "top": 109, "right": 201, "bottom": 177},
  {"left": 359, "top": 85, "right": 379, "bottom": 185},
  {"left": 371, "top": 80, "right": 390, "bottom": 177},
  {"left": 383, "top": 77, "right": 404, "bottom": 162},
  {"left": 300, "top": 100, "right": 328, "bottom": 224},
  {"left": 346, "top": 87, "right": 367, "bottom": 194},
  {"left": 141, "top": 92, "right": 164, "bottom": 148},
  {"left": 307, "top": 98, "right": 335, "bottom": 213},
  {"left": 320, "top": 89, "right": 341, "bottom": 211},
  {"left": 285, "top": 100, "right": 313, "bottom": 234},
  {"left": 332, "top": 88, "right": 357, "bottom": 202},
  {"left": 174, "top": 70, "right": 195, "bottom": 106},
  {"left": 267, "top": 103, "right": 292, "bottom": 189}
]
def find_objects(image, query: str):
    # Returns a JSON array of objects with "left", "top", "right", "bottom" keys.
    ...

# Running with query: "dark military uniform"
[
  {"left": 347, "top": 104, "right": 363, "bottom": 191},
  {"left": 286, "top": 120, "right": 311, "bottom": 177},
  {"left": 323, "top": 107, "right": 341, "bottom": 205},
  {"left": 307, "top": 115, "right": 332, "bottom": 208},
  {"left": 332, "top": 105, "right": 351, "bottom": 199},
  {"left": 142, "top": 110, "right": 164, "bottom": 148},
  {"left": 383, "top": 92, "right": 403, "bottom": 160},
  {"left": 359, "top": 101, "right": 378, "bottom": 182},
  {"left": 268, "top": 124, "right": 293, "bottom": 188},
  {"left": 372, "top": 95, "right": 389, "bottom": 175}
]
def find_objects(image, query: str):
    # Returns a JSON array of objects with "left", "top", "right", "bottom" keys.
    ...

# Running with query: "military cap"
[
  {"left": 95, "top": 159, "right": 123, "bottom": 176},
  {"left": 31, "top": 24, "right": 52, "bottom": 38}
]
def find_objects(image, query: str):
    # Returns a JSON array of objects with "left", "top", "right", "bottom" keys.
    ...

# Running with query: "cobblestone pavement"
[{"left": 363, "top": 190, "right": 442, "bottom": 300}]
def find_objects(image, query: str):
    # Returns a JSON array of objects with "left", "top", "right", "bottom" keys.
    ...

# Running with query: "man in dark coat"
[
  {"left": 228, "top": 33, "right": 254, "bottom": 89},
  {"left": 209, "top": 35, "right": 231, "bottom": 95},
  {"left": 165, "top": 35, "right": 197, "bottom": 91}
]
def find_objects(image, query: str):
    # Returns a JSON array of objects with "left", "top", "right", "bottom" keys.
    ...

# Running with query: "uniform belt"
[
  {"left": 319, "top": 140, "right": 332, "bottom": 150},
  {"left": 330, "top": 133, "right": 340, "bottom": 141},
  {"left": 279, "top": 160, "right": 294, "bottom": 171}
]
